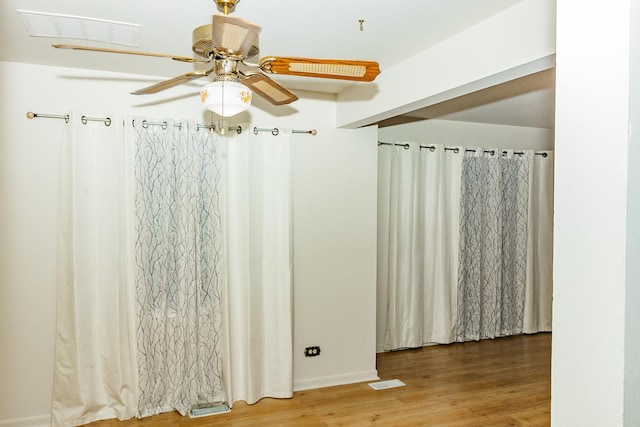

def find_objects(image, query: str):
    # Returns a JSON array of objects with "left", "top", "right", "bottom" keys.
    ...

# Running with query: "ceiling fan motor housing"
[{"left": 192, "top": 24, "right": 214, "bottom": 59}]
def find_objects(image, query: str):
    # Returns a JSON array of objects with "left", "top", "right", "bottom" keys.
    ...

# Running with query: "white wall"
[
  {"left": 293, "top": 125, "right": 378, "bottom": 390},
  {"left": 553, "top": 1, "right": 638, "bottom": 425},
  {"left": 625, "top": 2, "right": 640, "bottom": 424},
  {"left": 0, "top": 61, "right": 378, "bottom": 426}
]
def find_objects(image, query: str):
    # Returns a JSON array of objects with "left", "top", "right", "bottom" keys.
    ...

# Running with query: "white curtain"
[
  {"left": 222, "top": 127, "right": 294, "bottom": 404},
  {"left": 132, "top": 118, "right": 226, "bottom": 417},
  {"left": 456, "top": 149, "right": 529, "bottom": 341},
  {"left": 52, "top": 113, "right": 138, "bottom": 426},
  {"left": 523, "top": 151, "right": 554, "bottom": 333},
  {"left": 380, "top": 143, "right": 462, "bottom": 350}
]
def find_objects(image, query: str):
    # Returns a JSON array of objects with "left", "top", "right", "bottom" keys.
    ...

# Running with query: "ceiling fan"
[{"left": 53, "top": 0, "right": 381, "bottom": 117}]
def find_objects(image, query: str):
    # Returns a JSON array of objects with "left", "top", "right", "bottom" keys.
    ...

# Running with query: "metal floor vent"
[
  {"left": 188, "top": 402, "right": 231, "bottom": 418},
  {"left": 368, "top": 379, "right": 406, "bottom": 390}
]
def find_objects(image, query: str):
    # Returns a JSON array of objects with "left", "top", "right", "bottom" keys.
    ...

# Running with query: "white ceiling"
[
  {"left": 0, "top": 0, "right": 554, "bottom": 128},
  {"left": 378, "top": 68, "right": 556, "bottom": 129}
]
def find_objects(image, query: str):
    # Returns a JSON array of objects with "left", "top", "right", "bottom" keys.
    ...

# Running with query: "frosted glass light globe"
[{"left": 201, "top": 81, "right": 252, "bottom": 117}]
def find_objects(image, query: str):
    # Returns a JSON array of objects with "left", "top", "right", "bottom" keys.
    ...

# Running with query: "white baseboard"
[
  {"left": 293, "top": 369, "right": 379, "bottom": 392},
  {"left": 2, "top": 373, "right": 380, "bottom": 425},
  {"left": 0, "top": 414, "right": 50, "bottom": 427}
]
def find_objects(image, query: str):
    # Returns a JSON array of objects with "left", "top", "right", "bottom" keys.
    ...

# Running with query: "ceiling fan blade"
[
  {"left": 212, "top": 15, "right": 261, "bottom": 58},
  {"left": 242, "top": 73, "right": 298, "bottom": 105},
  {"left": 132, "top": 69, "right": 212, "bottom": 95},
  {"left": 258, "top": 57, "right": 380, "bottom": 82},
  {"left": 52, "top": 44, "right": 207, "bottom": 64}
]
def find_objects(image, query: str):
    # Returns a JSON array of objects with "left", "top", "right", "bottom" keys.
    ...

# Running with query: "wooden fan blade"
[
  {"left": 258, "top": 57, "right": 380, "bottom": 82},
  {"left": 242, "top": 73, "right": 298, "bottom": 105},
  {"left": 132, "top": 69, "right": 212, "bottom": 95},
  {"left": 52, "top": 44, "right": 207, "bottom": 63},
  {"left": 212, "top": 15, "right": 261, "bottom": 58}
]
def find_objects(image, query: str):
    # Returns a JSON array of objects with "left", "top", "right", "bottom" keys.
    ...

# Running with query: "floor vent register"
[
  {"left": 189, "top": 402, "right": 231, "bottom": 418},
  {"left": 368, "top": 379, "right": 406, "bottom": 390}
]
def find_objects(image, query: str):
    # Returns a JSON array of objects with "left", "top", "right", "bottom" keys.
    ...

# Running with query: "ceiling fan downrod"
[{"left": 215, "top": 0, "right": 239, "bottom": 15}]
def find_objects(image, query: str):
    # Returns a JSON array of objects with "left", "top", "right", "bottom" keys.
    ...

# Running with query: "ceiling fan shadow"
[
  {"left": 132, "top": 91, "right": 200, "bottom": 107},
  {"left": 250, "top": 95, "right": 298, "bottom": 117},
  {"left": 57, "top": 74, "right": 207, "bottom": 93},
  {"left": 337, "top": 83, "right": 380, "bottom": 102},
  {"left": 57, "top": 75, "right": 161, "bottom": 85}
]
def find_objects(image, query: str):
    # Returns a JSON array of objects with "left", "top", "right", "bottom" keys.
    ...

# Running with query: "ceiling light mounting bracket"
[{"left": 215, "top": 0, "right": 239, "bottom": 15}]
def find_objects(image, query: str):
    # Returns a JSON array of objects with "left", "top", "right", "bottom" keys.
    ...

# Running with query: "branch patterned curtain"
[
  {"left": 456, "top": 148, "right": 529, "bottom": 341},
  {"left": 378, "top": 143, "right": 553, "bottom": 351},
  {"left": 133, "top": 118, "right": 225, "bottom": 417}
]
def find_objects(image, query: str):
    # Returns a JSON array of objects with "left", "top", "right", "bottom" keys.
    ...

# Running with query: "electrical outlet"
[{"left": 304, "top": 346, "right": 321, "bottom": 357}]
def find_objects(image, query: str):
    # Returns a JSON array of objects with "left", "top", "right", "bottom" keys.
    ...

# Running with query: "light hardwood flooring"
[{"left": 85, "top": 333, "right": 551, "bottom": 427}]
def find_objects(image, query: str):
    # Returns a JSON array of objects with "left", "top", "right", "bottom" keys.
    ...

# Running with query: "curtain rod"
[
  {"left": 137, "top": 120, "right": 243, "bottom": 134},
  {"left": 27, "top": 111, "right": 240, "bottom": 133},
  {"left": 377, "top": 141, "right": 549, "bottom": 157},
  {"left": 26, "top": 111, "right": 317, "bottom": 136},
  {"left": 253, "top": 127, "right": 317, "bottom": 136}
]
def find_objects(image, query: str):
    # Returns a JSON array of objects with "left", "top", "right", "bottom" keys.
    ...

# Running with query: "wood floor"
[{"left": 85, "top": 333, "right": 551, "bottom": 427}]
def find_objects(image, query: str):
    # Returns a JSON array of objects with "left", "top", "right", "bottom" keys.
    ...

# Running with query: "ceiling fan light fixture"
[{"left": 201, "top": 80, "right": 252, "bottom": 117}]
